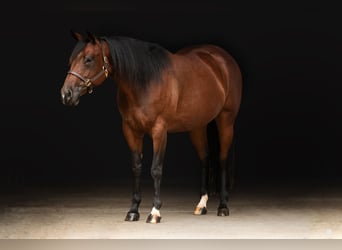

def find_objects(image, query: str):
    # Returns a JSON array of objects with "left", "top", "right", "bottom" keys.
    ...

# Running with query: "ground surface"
[{"left": 0, "top": 180, "right": 342, "bottom": 239}]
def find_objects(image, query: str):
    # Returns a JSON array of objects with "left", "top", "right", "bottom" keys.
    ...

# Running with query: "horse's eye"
[{"left": 84, "top": 56, "right": 93, "bottom": 65}]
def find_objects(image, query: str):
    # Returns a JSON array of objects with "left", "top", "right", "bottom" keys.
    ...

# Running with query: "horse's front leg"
[
  {"left": 122, "top": 123, "right": 144, "bottom": 222},
  {"left": 146, "top": 122, "right": 167, "bottom": 224}
]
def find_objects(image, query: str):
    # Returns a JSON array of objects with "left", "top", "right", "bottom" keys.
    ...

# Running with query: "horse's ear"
[
  {"left": 86, "top": 30, "right": 97, "bottom": 44},
  {"left": 70, "top": 30, "right": 83, "bottom": 41}
]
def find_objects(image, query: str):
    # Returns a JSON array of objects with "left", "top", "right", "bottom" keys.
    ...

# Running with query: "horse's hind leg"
[
  {"left": 190, "top": 127, "right": 209, "bottom": 215},
  {"left": 215, "top": 111, "right": 235, "bottom": 216}
]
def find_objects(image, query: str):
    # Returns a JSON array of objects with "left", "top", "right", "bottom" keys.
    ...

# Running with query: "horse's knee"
[
  {"left": 132, "top": 164, "right": 142, "bottom": 176},
  {"left": 151, "top": 165, "right": 162, "bottom": 179}
]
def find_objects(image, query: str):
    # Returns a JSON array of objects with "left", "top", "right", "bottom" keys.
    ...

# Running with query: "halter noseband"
[{"left": 67, "top": 41, "right": 110, "bottom": 94}]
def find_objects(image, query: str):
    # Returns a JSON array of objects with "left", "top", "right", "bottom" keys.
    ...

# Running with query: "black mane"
[{"left": 102, "top": 36, "right": 170, "bottom": 88}]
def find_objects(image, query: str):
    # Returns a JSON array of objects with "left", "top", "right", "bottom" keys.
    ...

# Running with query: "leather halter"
[{"left": 67, "top": 41, "right": 110, "bottom": 94}]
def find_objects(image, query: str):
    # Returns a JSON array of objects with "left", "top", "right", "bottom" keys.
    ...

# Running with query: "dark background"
[{"left": 2, "top": 1, "right": 342, "bottom": 189}]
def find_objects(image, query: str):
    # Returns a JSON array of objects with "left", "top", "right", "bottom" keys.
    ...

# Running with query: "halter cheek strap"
[{"left": 67, "top": 41, "right": 110, "bottom": 94}]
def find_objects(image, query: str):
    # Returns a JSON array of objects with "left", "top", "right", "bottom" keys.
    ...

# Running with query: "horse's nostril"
[
  {"left": 61, "top": 88, "right": 73, "bottom": 105},
  {"left": 66, "top": 89, "right": 72, "bottom": 98}
]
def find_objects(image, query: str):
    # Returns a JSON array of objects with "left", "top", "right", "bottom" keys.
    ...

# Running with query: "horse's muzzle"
[{"left": 61, "top": 88, "right": 79, "bottom": 106}]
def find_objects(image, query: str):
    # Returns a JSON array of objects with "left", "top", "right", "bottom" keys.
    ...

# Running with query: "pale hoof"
[
  {"left": 146, "top": 214, "right": 162, "bottom": 223},
  {"left": 194, "top": 206, "right": 207, "bottom": 215}
]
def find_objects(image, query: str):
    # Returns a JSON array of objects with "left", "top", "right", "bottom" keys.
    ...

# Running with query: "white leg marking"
[
  {"left": 150, "top": 206, "right": 161, "bottom": 217},
  {"left": 197, "top": 194, "right": 208, "bottom": 208}
]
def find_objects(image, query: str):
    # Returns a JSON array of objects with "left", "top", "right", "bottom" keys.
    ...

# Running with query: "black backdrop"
[{"left": 2, "top": 1, "right": 342, "bottom": 187}]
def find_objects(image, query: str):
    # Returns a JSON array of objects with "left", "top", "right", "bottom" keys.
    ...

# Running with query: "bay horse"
[{"left": 61, "top": 31, "right": 242, "bottom": 223}]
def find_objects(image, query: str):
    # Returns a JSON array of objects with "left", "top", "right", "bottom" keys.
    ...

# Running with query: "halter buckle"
[
  {"left": 104, "top": 56, "right": 109, "bottom": 65},
  {"left": 84, "top": 79, "right": 93, "bottom": 94},
  {"left": 103, "top": 66, "right": 109, "bottom": 78},
  {"left": 85, "top": 79, "right": 92, "bottom": 87}
]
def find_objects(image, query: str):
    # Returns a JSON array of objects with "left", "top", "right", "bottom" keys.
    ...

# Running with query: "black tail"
[{"left": 207, "top": 120, "right": 236, "bottom": 196}]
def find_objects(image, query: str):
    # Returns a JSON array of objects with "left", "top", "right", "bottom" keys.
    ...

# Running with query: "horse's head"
[{"left": 61, "top": 31, "right": 110, "bottom": 106}]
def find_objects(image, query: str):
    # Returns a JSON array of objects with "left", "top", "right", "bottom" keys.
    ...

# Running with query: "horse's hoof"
[
  {"left": 194, "top": 206, "right": 207, "bottom": 215},
  {"left": 125, "top": 212, "right": 140, "bottom": 221},
  {"left": 146, "top": 214, "right": 161, "bottom": 223},
  {"left": 217, "top": 207, "right": 229, "bottom": 216}
]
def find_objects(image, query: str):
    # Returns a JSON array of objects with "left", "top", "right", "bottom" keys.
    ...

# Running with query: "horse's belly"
[{"left": 166, "top": 86, "right": 225, "bottom": 132}]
